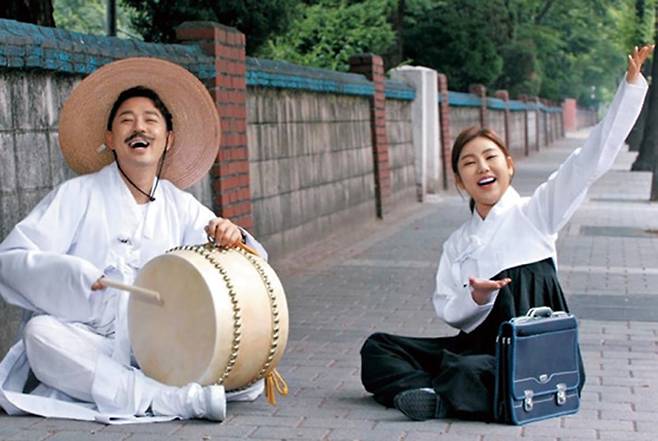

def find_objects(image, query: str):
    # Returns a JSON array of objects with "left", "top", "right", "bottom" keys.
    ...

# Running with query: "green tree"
[
  {"left": 401, "top": 0, "right": 507, "bottom": 91},
  {"left": 495, "top": 39, "right": 541, "bottom": 97},
  {"left": 398, "top": 0, "right": 651, "bottom": 104},
  {"left": 121, "top": 0, "right": 299, "bottom": 54},
  {"left": 1, "top": 0, "right": 55, "bottom": 26},
  {"left": 258, "top": 0, "right": 396, "bottom": 71},
  {"left": 53, "top": 0, "right": 140, "bottom": 38}
]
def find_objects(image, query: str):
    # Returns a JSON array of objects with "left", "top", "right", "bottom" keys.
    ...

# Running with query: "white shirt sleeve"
[
  {"left": 0, "top": 186, "right": 103, "bottom": 321},
  {"left": 524, "top": 75, "right": 648, "bottom": 235},
  {"left": 432, "top": 252, "right": 496, "bottom": 332}
]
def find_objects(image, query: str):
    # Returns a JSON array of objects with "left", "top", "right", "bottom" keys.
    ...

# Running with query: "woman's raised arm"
[{"left": 523, "top": 45, "right": 651, "bottom": 236}]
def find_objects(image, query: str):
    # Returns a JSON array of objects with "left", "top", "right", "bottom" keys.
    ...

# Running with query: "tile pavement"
[{"left": 2, "top": 129, "right": 658, "bottom": 440}]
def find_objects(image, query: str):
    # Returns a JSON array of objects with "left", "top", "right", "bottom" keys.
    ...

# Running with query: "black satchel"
[{"left": 494, "top": 307, "right": 582, "bottom": 425}]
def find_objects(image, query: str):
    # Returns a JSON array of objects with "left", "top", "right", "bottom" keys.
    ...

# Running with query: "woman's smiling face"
[{"left": 455, "top": 136, "right": 514, "bottom": 219}]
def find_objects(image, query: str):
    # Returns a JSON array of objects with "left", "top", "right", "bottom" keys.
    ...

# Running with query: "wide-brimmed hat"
[{"left": 59, "top": 57, "right": 220, "bottom": 189}]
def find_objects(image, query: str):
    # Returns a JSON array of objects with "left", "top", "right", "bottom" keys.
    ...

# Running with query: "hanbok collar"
[
  {"left": 106, "top": 162, "right": 160, "bottom": 239},
  {"left": 453, "top": 186, "right": 521, "bottom": 263},
  {"left": 469, "top": 186, "right": 521, "bottom": 226}
]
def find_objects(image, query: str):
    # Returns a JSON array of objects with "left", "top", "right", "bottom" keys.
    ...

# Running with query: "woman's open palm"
[
  {"left": 627, "top": 44, "right": 654, "bottom": 83},
  {"left": 468, "top": 276, "right": 512, "bottom": 305}
]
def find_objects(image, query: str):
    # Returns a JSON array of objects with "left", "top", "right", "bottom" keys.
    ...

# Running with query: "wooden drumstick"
[{"left": 102, "top": 278, "right": 163, "bottom": 306}]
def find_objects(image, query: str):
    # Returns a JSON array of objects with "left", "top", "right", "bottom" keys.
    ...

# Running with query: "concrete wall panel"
[
  {"left": 248, "top": 88, "right": 379, "bottom": 256},
  {"left": 488, "top": 110, "right": 505, "bottom": 139},
  {"left": 450, "top": 107, "right": 481, "bottom": 140}
]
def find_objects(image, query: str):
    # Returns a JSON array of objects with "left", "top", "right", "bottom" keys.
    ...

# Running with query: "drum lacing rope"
[{"left": 265, "top": 368, "right": 288, "bottom": 405}]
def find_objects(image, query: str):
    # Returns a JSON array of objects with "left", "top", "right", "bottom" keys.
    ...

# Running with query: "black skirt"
[{"left": 360, "top": 257, "right": 585, "bottom": 421}]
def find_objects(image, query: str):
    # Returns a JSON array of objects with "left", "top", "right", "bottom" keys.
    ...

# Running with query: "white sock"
[{"left": 150, "top": 383, "right": 226, "bottom": 421}]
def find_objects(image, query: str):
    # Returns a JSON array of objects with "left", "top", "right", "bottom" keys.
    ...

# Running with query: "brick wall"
[
  {"left": 385, "top": 99, "right": 415, "bottom": 206},
  {"left": 177, "top": 22, "right": 253, "bottom": 229},
  {"left": 349, "top": 54, "right": 391, "bottom": 218},
  {"left": 247, "top": 88, "right": 375, "bottom": 257},
  {"left": 487, "top": 110, "right": 506, "bottom": 143},
  {"left": 508, "top": 111, "right": 526, "bottom": 157}
]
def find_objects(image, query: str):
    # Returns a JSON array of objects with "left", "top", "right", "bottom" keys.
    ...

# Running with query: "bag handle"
[{"left": 526, "top": 307, "right": 554, "bottom": 318}]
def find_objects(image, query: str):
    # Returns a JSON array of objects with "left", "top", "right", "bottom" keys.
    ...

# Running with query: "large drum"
[{"left": 128, "top": 243, "right": 288, "bottom": 392}]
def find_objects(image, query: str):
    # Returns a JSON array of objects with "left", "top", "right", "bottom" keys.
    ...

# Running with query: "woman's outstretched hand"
[
  {"left": 468, "top": 276, "right": 512, "bottom": 305},
  {"left": 627, "top": 44, "right": 654, "bottom": 83}
]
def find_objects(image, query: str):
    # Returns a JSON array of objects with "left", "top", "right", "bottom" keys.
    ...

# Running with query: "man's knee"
[{"left": 23, "top": 315, "right": 64, "bottom": 362}]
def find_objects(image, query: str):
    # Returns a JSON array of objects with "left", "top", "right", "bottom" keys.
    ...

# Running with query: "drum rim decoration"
[{"left": 163, "top": 242, "right": 285, "bottom": 389}]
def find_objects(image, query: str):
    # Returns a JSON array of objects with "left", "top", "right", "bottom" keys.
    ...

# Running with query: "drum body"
[{"left": 128, "top": 244, "right": 288, "bottom": 391}]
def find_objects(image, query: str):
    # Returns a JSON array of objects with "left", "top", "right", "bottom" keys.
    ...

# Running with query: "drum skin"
[{"left": 128, "top": 245, "right": 288, "bottom": 391}]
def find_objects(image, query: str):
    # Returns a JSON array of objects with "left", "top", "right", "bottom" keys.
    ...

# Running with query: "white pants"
[
  {"left": 21, "top": 314, "right": 263, "bottom": 417},
  {"left": 22, "top": 314, "right": 263, "bottom": 419},
  {"left": 23, "top": 315, "right": 160, "bottom": 415}
]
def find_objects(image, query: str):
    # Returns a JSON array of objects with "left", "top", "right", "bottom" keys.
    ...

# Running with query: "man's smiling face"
[{"left": 105, "top": 96, "right": 172, "bottom": 171}]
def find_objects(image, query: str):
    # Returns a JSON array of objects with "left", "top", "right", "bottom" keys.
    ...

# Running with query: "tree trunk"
[
  {"left": 650, "top": 57, "right": 658, "bottom": 199},
  {"left": 627, "top": 98, "right": 648, "bottom": 152},
  {"left": 0, "top": 0, "right": 55, "bottom": 27},
  {"left": 628, "top": 0, "right": 649, "bottom": 153},
  {"left": 396, "top": 0, "right": 405, "bottom": 65},
  {"left": 386, "top": 0, "right": 405, "bottom": 68},
  {"left": 627, "top": 60, "right": 652, "bottom": 152},
  {"left": 634, "top": 47, "right": 658, "bottom": 172},
  {"left": 632, "top": 5, "right": 658, "bottom": 172}
]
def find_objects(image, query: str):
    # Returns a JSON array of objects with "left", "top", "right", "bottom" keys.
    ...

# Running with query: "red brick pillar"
[
  {"left": 542, "top": 99, "right": 550, "bottom": 146},
  {"left": 495, "top": 89, "right": 510, "bottom": 149},
  {"left": 563, "top": 98, "right": 577, "bottom": 134},
  {"left": 519, "top": 95, "right": 530, "bottom": 157},
  {"left": 469, "top": 84, "right": 487, "bottom": 128},
  {"left": 176, "top": 21, "right": 252, "bottom": 229},
  {"left": 437, "top": 73, "right": 451, "bottom": 190},
  {"left": 531, "top": 96, "right": 541, "bottom": 151},
  {"left": 349, "top": 54, "right": 391, "bottom": 218}
]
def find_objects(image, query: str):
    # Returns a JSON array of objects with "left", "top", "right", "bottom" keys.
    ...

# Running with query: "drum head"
[{"left": 128, "top": 253, "right": 217, "bottom": 386}]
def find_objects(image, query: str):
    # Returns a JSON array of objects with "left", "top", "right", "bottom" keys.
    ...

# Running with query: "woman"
[{"left": 360, "top": 45, "right": 652, "bottom": 422}]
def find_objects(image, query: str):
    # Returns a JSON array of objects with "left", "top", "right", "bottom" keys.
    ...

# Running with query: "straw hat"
[{"left": 59, "top": 57, "right": 220, "bottom": 189}]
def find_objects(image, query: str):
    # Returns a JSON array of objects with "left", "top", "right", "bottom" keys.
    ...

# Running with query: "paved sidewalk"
[{"left": 2, "top": 130, "right": 658, "bottom": 440}]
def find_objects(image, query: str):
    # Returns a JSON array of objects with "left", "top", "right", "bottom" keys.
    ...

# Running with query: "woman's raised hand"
[
  {"left": 627, "top": 44, "right": 654, "bottom": 83},
  {"left": 468, "top": 276, "right": 512, "bottom": 305}
]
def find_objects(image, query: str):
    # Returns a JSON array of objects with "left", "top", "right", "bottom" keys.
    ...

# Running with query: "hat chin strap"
[{"left": 112, "top": 140, "right": 168, "bottom": 203}]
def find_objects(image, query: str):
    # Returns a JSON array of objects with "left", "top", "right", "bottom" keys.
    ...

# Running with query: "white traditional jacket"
[
  {"left": 0, "top": 162, "right": 267, "bottom": 422},
  {"left": 433, "top": 75, "right": 648, "bottom": 333}
]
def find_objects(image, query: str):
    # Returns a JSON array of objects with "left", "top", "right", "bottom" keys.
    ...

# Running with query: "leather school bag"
[{"left": 494, "top": 307, "right": 582, "bottom": 425}]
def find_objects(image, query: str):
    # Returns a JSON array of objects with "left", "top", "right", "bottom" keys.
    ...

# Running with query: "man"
[{"left": 0, "top": 57, "right": 264, "bottom": 423}]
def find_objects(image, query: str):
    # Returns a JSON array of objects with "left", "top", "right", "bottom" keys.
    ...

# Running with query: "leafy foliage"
[
  {"left": 257, "top": 0, "right": 396, "bottom": 71},
  {"left": 53, "top": 0, "right": 139, "bottom": 38},
  {"left": 51, "top": 0, "right": 656, "bottom": 105},
  {"left": 400, "top": 0, "right": 655, "bottom": 104},
  {"left": 121, "top": 0, "right": 298, "bottom": 54},
  {"left": 402, "top": 0, "right": 507, "bottom": 91}
]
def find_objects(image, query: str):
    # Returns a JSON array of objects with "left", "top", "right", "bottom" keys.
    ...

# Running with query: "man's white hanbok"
[{"left": 0, "top": 163, "right": 264, "bottom": 423}]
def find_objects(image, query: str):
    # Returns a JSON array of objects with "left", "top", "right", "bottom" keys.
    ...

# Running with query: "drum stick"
[
  {"left": 206, "top": 234, "right": 260, "bottom": 257},
  {"left": 237, "top": 241, "right": 260, "bottom": 257},
  {"left": 101, "top": 278, "right": 163, "bottom": 306}
]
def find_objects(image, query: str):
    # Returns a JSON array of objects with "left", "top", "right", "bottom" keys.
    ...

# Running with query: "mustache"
[{"left": 124, "top": 131, "right": 154, "bottom": 144}]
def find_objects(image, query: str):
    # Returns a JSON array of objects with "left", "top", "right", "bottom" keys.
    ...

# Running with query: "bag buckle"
[
  {"left": 523, "top": 390, "right": 534, "bottom": 412},
  {"left": 556, "top": 383, "right": 567, "bottom": 405}
]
